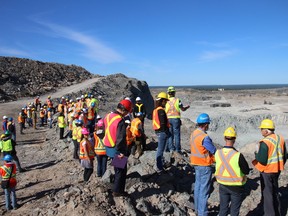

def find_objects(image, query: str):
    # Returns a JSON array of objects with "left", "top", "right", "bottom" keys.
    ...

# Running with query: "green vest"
[{"left": 2, "top": 139, "right": 13, "bottom": 152}]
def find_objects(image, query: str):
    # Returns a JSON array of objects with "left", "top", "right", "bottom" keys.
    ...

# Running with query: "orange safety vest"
[
  {"left": 190, "top": 128, "right": 215, "bottom": 166},
  {"left": 58, "top": 104, "right": 64, "bottom": 113},
  {"left": 126, "top": 126, "right": 134, "bottom": 146},
  {"left": 79, "top": 139, "right": 95, "bottom": 159},
  {"left": 253, "top": 134, "right": 285, "bottom": 173},
  {"left": 40, "top": 111, "right": 45, "bottom": 118},
  {"left": 0, "top": 163, "right": 17, "bottom": 188},
  {"left": 103, "top": 113, "right": 122, "bottom": 147},
  {"left": 165, "top": 97, "right": 181, "bottom": 119},
  {"left": 131, "top": 118, "right": 142, "bottom": 137},
  {"left": 18, "top": 115, "right": 25, "bottom": 123},
  {"left": 87, "top": 107, "right": 95, "bottom": 120},
  {"left": 215, "top": 148, "right": 247, "bottom": 186},
  {"left": 94, "top": 133, "right": 106, "bottom": 155},
  {"left": 152, "top": 107, "right": 169, "bottom": 130}
]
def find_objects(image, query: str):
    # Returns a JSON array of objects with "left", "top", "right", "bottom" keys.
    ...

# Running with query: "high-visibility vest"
[
  {"left": 126, "top": 126, "right": 134, "bottom": 146},
  {"left": 0, "top": 163, "right": 16, "bottom": 187},
  {"left": 58, "top": 104, "right": 64, "bottom": 113},
  {"left": 2, "top": 139, "right": 13, "bottom": 152},
  {"left": 18, "top": 115, "right": 24, "bottom": 123},
  {"left": 76, "top": 127, "right": 82, "bottom": 143},
  {"left": 72, "top": 126, "right": 78, "bottom": 140},
  {"left": 253, "top": 134, "right": 285, "bottom": 173},
  {"left": 58, "top": 116, "right": 66, "bottom": 128},
  {"left": 94, "top": 133, "right": 106, "bottom": 155},
  {"left": 135, "top": 103, "right": 143, "bottom": 113},
  {"left": 47, "top": 111, "right": 52, "bottom": 119},
  {"left": 87, "top": 107, "right": 95, "bottom": 120},
  {"left": 79, "top": 139, "right": 95, "bottom": 159},
  {"left": 165, "top": 97, "right": 181, "bottom": 119},
  {"left": 152, "top": 107, "right": 169, "bottom": 130},
  {"left": 131, "top": 118, "right": 142, "bottom": 137},
  {"left": 40, "top": 111, "right": 45, "bottom": 118},
  {"left": 215, "top": 148, "right": 247, "bottom": 186},
  {"left": 190, "top": 128, "right": 215, "bottom": 166},
  {"left": 103, "top": 113, "right": 122, "bottom": 147}
]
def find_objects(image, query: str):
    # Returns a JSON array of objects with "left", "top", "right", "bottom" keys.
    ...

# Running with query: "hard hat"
[
  {"left": 259, "top": 119, "right": 275, "bottom": 129},
  {"left": 91, "top": 102, "right": 95, "bottom": 107},
  {"left": 32, "top": 108, "right": 35, "bottom": 111},
  {"left": 125, "top": 120, "right": 131, "bottom": 124},
  {"left": 48, "top": 96, "right": 51, "bottom": 99},
  {"left": 37, "top": 96, "right": 40, "bottom": 98},
  {"left": 1, "top": 134, "right": 5, "bottom": 138},
  {"left": 157, "top": 92, "right": 168, "bottom": 100},
  {"left": 196, "top": 113, "right": 210, "bottom": 124},
  {"left": 61, "top": 96, "right": 65, "bottom": 99},
  {"left": 136, "top": 112, "right": 143, "bottom": 117},
  {"left": 119, "top": 99, "right": 133, "bottom": 112},
  {"left": 27, "top": 107, "right": 31, "bottom": 110},
  {"left": 96, "top": 115, "right": 101, "bottom": 119},
  {"left": 81, "top": 95, "right": 85, "bottom": 99},
  {"left": 3, "top": 116, "right": 8, "bottom": 120},
  {"left": 96, "top": 129, "right": 104, "bottom": 135},
  {"left": 47, "top": 108, "right": 51, "bottom": 111},
  {"left": 97, "top": 119, "right": 104, "bottom": 127},
  {"left": 82, "top": 127, "right": 89, "bottom": 135},
  {"left": 70, "top": 113, "right": 75, "bottom": 117},
  {"left": 69, "top": 99, "right": 73, "bottom": 103},
  {"left": 76, "top": 97, "right": 80, "bottom": 101},
  {"left": 85, "top": 94, "right": 88, "bottom": 98},
  {"left": 82, "top": 108, "right": 88, "bottom": 113},
  {"left": 77, "top": 120, "right": 83, "bottom": 125},
  {"left": 167, "top": 86, "right": 176, "bottom": 93},
  {"left": 136, "top": 97, "right": 141, "bottom": 101},
  {"left": 19, "top": 112, "right": 22, "bottom": 115},
  {"left": 3, "top": 154, "right": 13, "bottom": 162},
  {"left": 223, "top": 127, "right": 237, "bottom": 138},
  {"left": 68, "top": 107, "right": 72, "bottom": 112},
  {"left": 4, "top": 131, "right": 11, "bottom": 136},
  {"left": 8, "top": 117, "right": 13, "bottom": 122}
]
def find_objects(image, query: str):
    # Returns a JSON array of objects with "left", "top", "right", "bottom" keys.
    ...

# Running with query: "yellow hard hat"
[
  {"left": 167, "top": 86, "right": 176, "bottom": 93},
  {"left": 223, "top": 127, "right": 237, "bottom": 138},
  {"left": 48, "top": 95, "right": 51, "bottom": 99},
  {"left": 1, "top": 134, "right": 5, "bottom": 138},
  {"left": 259, "top": 119, "right": 275, "bottom": 129},
  {"left": 157, "top": 92, "right": 168, "bottom": 100}
]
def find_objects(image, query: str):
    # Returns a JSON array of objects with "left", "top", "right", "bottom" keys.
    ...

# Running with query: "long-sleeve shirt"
[
  {"left": 203, "top": 135, "right": 216, "bottom": 155},
  {"left": 115, "top": 112, "right": 128, "bottom": 156},
  {"left": 155, "top": 108, "right": 169, "bottom": 133}
]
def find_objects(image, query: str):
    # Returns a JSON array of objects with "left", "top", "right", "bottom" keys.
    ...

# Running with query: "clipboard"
[{"left": 111, "top": 155, "right": 128, "bottom": 169}]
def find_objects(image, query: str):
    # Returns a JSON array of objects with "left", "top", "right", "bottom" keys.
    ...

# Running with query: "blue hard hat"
[
  {"left": 8, "top": 117, "right": 13, "bottom": 121},
  {"left": 136, "top": 112, "right": 143, "bottom": 117},
  {"left": 3, "top": 154, "right": 13, "bottom": 162},
  {"left": 77, "top": 120, "right": 83, "bottom": 125},
  {"left": 47, "top": 108, "right": 51, "bottom": 111},
  {"left": 91, "top": 102, "right": 95, "bottom": 107},
  {"left": 196, "top": 113, "right": 210, "bottom": 124}
]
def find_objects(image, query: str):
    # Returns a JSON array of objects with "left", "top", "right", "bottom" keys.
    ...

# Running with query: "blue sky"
[{"left": 1, "top": 1, "right": 288, "bottom": 86}]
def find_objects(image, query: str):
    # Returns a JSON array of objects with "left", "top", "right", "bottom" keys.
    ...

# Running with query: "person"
[
  {"left": 133, "top": 97, "right": 147, "bottom": 121},
  {"left": 72, "top": 120, "right": 83, "bottom": 160},
  {"left": 252, "top": 119, "right": 286, "bottom": 216},
  {"left": 1, "top": 131, "right": 25, "bottom": 172},
  {"left": 26, "top": 107, "right": 33, "bottom": 127},
  {"left": 17, "top": 112, "right": 25, "bottom": 134},
  {"left": 215, "top": 127, "right": 250, "bottom": 216},
  {"left": 79, "top": 127, "right": 95, "bottom": 183},
  {"left": 130, "top": 112, "right": 146, "bottom": 158},
  {"left": 47, "top": 108, "right": 53, "bottom": 129},
  {"left": 87, "top": 102, "right": 96, "bottom": 134},
  {"left": 35, "top": 95, "right": 41, "bottom": 111},
  {"left": 190, "top": 113, "right": 216, "bottom": 216},
  {"left": 7, "top": 118, "right": 16, "bottom": 142},
  {"left": 2, "top": 116, "right": 8, "bottom": 133},
  {"left": 0, "top": 154, "right": 18, "bottom": 210},
  {"left": 165, "top": 86, "right": 190, "bottom": 153},
  {"left": 94, "top": 120, "right": 107, "bottom": 177},
  {"left": 39, "top": 108, "right": 45, "bottom": 127},
  {"left": 103, "top": 99, "right": 132, "bottom": 197},
  {"left": 31, "top": 108, "right": 37, "bottom": 129},
  {"left": 58, "top": 112, "right": 66, "bottom": 139},
  {"left": 152, "top": 92, "right": 170, "bottom": 173}
]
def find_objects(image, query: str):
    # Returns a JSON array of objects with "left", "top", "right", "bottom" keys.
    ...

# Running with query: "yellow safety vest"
[
  {"left": 2, "top": 139, "right": 13, "bottom": 152},
  {"left": 165, "top": 97, "right": 181, "bottom": 119}
]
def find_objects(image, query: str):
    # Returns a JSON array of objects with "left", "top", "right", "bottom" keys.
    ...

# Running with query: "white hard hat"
[
  {"left": 136, "top": 97, "right": 141, "bottom": 101},
  {"left": 125, "top": 120, "right": 131, "bottom": 124},
  {"left": 61, "top": 96, "right": 65, "bottom": 99},
  {"left": 125, "top": 97, "right": 131, "bottom": 101},
  {"left": 68, "top": 107, "right": 72, "bottom": 112},
  {"left": 81, "top": 95, "right": 85, "bottom": 99},
  {"left": 96, "top": 115, "right": 101, "bottom": 119},
  {"left": 3, "top": 116, "right": 8, "bottom": 119}
]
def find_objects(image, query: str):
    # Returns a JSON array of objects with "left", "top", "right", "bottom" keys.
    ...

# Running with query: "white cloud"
[
  {"left": 0, "top": 47, "right": 29, "bottom": 56},
  {"left": 33, "top": 20, "right": 124, "bottom": 64},
  {"left": 199, "top": 50, "right": 236, "bottom": 61}
]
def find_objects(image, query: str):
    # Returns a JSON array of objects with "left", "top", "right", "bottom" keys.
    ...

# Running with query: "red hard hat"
[{"left": 119, "top": 99, "right": 133, "bottom": 113}]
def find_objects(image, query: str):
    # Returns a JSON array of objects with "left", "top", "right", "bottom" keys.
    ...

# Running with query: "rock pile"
[{"left": 0, "top": 56, "right": 95, "bottom": 102}]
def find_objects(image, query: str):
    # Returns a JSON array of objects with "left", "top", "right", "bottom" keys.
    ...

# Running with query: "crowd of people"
[{"left": 0, "top": 86, "right": 286, "bottom": 215}]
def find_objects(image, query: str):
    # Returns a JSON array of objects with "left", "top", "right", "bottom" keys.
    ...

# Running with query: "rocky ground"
[{"left": 1, "top": 77, "right": 288, "bottom": 215}]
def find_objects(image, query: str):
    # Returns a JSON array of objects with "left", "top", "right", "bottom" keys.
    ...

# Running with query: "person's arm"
[
  {"left": 115, "top": 120, "right": 127, "bottom": 154},
  {"left": 158, "top": 109, "right": 168, "bottom": 131},
  {"left": 238, "top": 153, "right": 250, "bottom": 175},
  {"left": 255, "top": 141, "right": 269, "bottom": 165},
  {"left": 202, "top": 136, "right": 216, "bottom": 154},
  {"left": 283, "top": 142, "right": 287, "bottom": 165}
]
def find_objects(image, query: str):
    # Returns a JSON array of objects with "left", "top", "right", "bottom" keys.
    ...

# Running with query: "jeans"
[
  {"left": 96, "top": 155, "right": 108, "bottom": 177},
  {"left": 113, "top": 165, "right": 127, "bottom": 193},
  {"left": 194, "top": 165, "right": 213, "bottom": 216},
  {"left": 4, "top": 187, "right": 17, "bottom": 210},
  {"left": 156, "top": 131, "right": 168, "bottom": 171},
  {"left": 260, "top": 172, "right": 281, "bottom": 216},
  {"left": 167, "top": 118, "right": 181, "bottom": 152},
  {"left": 219, "top": 184, "right": 244, "bottom": 216}
]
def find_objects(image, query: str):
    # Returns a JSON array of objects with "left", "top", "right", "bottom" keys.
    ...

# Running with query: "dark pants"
[
  {"left": 59, "top": 128, "right": 64, "bottom": 139},
  {"left": 19, "top": 123, "right": 24, "bottom": 134},
  {"left": 40, "top": 117, "right": 44, "bottom": 126},
  {"left": 72, "top": 139, "right": 79, "bottom": 159},
  {"left": 260, "top": 172, "right": 281, "bottom": 216},
  {"left": 219, "top": 184, "right": 244, "bottom": 216},
  {"left": 113, "top": 165, "right": 127, "bottom": 193},
  {"left": 96, "top": 155, "right": 108, "bottom": 177},
  {"left": 84, "top": 168, "right": 93, "bottom": 182}
]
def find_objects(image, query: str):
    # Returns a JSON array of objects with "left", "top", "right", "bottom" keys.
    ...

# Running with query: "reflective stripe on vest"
[
  {"left": 1, "top": 165, "right": 16, "bottom": 180},
  {"left": 58, "top": 116, "right": 66, "bottom": 128},
  {"left": 131, "top": 118, "right": 142, "bottom": 137},
  {"left": 2, "top": 139, "right": 13, "bottom": 152},
  {"left": 190, "top": 128, "right": 214, "bottom": 166},
  {"left": 79, "top": 139, "right": 95, "bottom": 159},
  {"left": 165, "top": 97, "right": 180, "bottom": 118},
  {"left": 254, "top": 134, "right": 285, "bottom": 173},
  {"left": 76, "top": 127, "right": 82, "bottom": 142},
  {"left": 135, "top": 104, "right": 143, "bottom": 113},
  {"left": 126, "top": 127, "right": 134, "bottom": 146},
  {"left": 152, "top": 107, "right": 169, "bottom": 130},
  {"left": 215, "top": 149, "right": 246, "bottom": 186},
  {"left": 103, "top": 113, "right": 122, "bottom": 147},
  {"left": 94, "top": 133, "right": 106, "bottom": 155}
]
